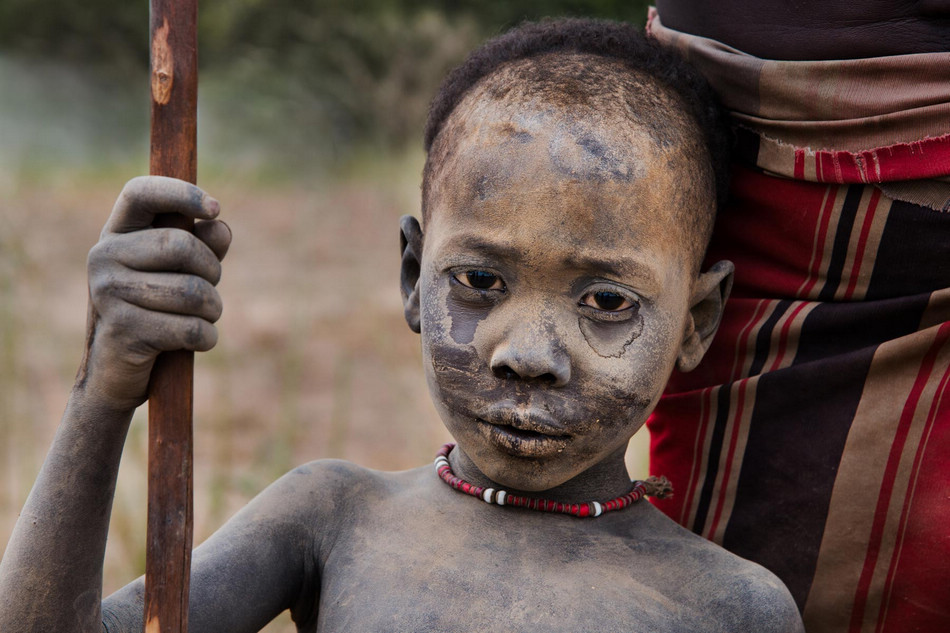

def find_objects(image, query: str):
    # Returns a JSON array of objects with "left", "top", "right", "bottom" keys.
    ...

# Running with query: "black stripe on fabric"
[
  {"left": 721, "top": 347, "right": 874, "bottom": 610},
  {"left": 690, "top": 385, "right": 732, "bottom": 535},
  {"left": 692, "top": 301, "right": 788, "bottom": 534},
  {"left": 866, "top": 198, "right": 950, "bottom": 300},
  {"left": 748, "top": 300, "right": 792, "bottom": 377},
  {"left": 794, "top": 294, "right": 931, "bottom": 366},
  {"left": 818, "top": 185, "right": 864, "bottom": 302}
]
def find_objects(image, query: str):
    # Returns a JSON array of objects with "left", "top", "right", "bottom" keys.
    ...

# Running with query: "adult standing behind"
[{"left": 645, "top": 3, "right": 950, "bottom": 633}]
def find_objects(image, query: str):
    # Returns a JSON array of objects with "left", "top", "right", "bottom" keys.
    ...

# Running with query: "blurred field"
[{"left": 0, "top": 51, "right": 649, "bottom": 631}]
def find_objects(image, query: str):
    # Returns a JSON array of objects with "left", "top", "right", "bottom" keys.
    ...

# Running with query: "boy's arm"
[
  {"left": 0, "top": 176, "right": 229, "bottom": 631},
  {"left": 101, "top": 462, "right": 335, "bottom": 633}
]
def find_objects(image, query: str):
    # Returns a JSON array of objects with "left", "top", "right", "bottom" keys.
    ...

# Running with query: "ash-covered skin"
[
  {"left": 0, "top": 47, "right": 805, "bottom": 633},
  {"left": 579, "top": 313, "right": 644, "bottom": 358},
  {"left": 403, "top": 54, "right": 734, "bottom": 499}
]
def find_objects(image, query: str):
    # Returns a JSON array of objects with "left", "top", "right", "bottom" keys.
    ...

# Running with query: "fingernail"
[{"left": 206, "top": 196, "right": 220, "bottom": 217}]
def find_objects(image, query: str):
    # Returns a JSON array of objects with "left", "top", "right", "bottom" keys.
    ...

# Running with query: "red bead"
[{"left": 434, "top": 443, "right": 654, "bottom": 518}]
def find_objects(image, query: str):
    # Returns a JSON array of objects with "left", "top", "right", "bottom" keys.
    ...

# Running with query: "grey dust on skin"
[
  {"left": 0, "top": 40, "right": 798, "bottom": 633},
  {"left": 578, "top": 313, "right": 644, "bottom": 358}
]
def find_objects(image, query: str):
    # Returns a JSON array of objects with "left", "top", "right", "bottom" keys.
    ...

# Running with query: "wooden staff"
[{"left": 144, "top": 0, "right": 198, "bottom": 631}]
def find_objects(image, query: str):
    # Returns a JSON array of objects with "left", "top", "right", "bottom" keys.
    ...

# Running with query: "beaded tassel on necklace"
[{"left": 434, "top": 443, "right": 672, "bottom": 518}]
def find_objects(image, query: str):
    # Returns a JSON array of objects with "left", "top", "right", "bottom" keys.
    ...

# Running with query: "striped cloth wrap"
[{"left": 646, "top": 9, "right": 950, "bottom": 633}]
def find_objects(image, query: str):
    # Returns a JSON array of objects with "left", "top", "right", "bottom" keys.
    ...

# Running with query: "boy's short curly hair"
[{"left": 423, "top": 17, "right": 732, "bottom": 212}]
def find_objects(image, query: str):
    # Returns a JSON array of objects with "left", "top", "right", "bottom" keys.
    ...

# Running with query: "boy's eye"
[
  {"left": 581, "top": 290, "right": 634, "bottom": 312},
  {"left": 455, "top": 270, "right": 505, "bottom": 291}
]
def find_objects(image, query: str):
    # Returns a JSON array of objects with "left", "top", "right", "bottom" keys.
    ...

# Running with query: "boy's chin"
[{"left": 450, "top": 439, "right": 595, "bottom": 494}]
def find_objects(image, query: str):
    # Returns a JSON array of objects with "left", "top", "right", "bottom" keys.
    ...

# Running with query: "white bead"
[
  {"left": 483, "top": 488, "right": 495, "bottom": 504},
  {"left": 592, "top": 501, "right": 602, "bottom": 517},
  {"left": 434, "top": 457, "right": 448, "bottom": 467},
  {"left": 497, "top": 490, "right": 507, "bottom": 506}
]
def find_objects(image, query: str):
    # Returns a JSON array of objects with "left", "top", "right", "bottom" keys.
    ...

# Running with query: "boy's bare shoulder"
[
  {"left": 633, "top": 504, "right": 804, "bottom": 633},
  {"left": 282, "top": 457, "right": 427, "bottom": 489},
  {"left": 256, "top": 458, "right": 426, "bottom": 522},
  {"left": 262, "top": 458, "right": 387, "bottom": 504}
]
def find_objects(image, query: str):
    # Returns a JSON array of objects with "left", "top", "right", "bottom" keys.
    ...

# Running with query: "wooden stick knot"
[{"left": 151, "top": 18, "right": 174, "bottom": 105}]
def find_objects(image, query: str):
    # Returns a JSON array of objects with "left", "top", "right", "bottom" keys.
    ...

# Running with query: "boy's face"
[{"left": 408, "top": 84, "right": 723, "bottom": 492}]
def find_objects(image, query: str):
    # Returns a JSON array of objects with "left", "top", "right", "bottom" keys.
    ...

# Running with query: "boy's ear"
[
  {"left": 677, "top": 260, "right": 734, "bottom": 373},
  {"left": 399, "top": 215, "right": 424, "bottom": 333}
]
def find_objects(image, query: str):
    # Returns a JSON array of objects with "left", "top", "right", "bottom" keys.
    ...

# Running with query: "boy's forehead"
[
  {"left": 450, "top": 100, "right": 649, "bottom": 184},
  {"left": 424, "top": 122, "right": 701, "bottom": 274},
  {"left": 426, "top": 54, "right": 708, "bottom": 209},
  {"left": 425, "top": 60, "right": 709, "bottom": 242},
  {"left": 429, "top": 53, "right": 701, "bottom": 168}
]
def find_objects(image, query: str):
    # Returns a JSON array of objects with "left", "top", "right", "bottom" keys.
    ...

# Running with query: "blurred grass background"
[{"left": 0, "top": 1, "right": 651, "bottom": 630}]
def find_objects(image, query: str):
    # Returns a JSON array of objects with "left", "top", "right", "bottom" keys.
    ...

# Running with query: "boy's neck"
[{"left": 447, "top": 444, "right": 634, "bottom": 506}]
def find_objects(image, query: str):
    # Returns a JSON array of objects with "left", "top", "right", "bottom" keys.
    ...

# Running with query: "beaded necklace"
[{"left": 435, "top": 443, "right": 672, "bottom": 518}]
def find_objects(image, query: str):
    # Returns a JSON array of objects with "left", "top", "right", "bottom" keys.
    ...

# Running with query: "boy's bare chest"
[{"left": 313, "top": 506, "right": 711, "bottom": 633}]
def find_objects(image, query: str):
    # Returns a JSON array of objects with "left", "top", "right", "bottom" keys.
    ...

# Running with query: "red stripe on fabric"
[
  {"left": 679, "top": 387, "right": 711, "bottom": 526},
  {"left": 730, "top": 299, "right": 770, "bottom": 382},
  {"left": 817, "top": 151, "right": 860, "bottom": 183},
  {"left": 877, "top": 370, "right": 950, "bottom": 631},
  {"left": 865, "top": 136, "right": 950, "bottom": 182},
  {"left": 648, "top": 401, "right": 692, "bottom": 521},
  {"left": 766, "top": 301, "right": 809, "bottom": 373},
  {"left": 694, "top": 300, "right": 773, "bottom": 536},
  {"left": 875, "top": 342, "right": 950, "bottom": 632},
  {"left": 811, "top": 135, "right": 950, "bottom": 184},
  {"left": 798, "top": 187, "right": 838, "bottom": 299},
  {"left": 706, "top": 168, "right": 832, "bottom": 299},
  {"left": 843, "top": 188, "right": 882, "bottom": 301},
  {"left": 705, "top": 379, "right": 749, "bottom": 541},
  {"left": 795, "top": 148, "right": 806, "bottom": 180},
  {"left": 849, "top": 323, "right": 950, "bottom": 633},
  {"left": 654, "top": 299, "right": 775, "bottom": 526}
]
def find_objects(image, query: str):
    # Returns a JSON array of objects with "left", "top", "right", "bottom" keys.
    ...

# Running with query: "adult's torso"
[
  {"left": 646, "top": 6, "right": 950, "bottom": 632},
  {"left": 655, "top": 0, "right": 950, "bottom": 59}
]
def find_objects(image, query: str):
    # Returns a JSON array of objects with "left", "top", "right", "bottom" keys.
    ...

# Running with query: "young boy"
[{"left": 0, "top": 19, "right": 804, "bottom": 633}]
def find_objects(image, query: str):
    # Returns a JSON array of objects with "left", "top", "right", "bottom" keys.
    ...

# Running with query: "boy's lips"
[
  {"left": 481, "top": 401, "right": 569, "bottom": 435},
  {"left": 476, "top": 403, "right": 571, "bottom": 457}
]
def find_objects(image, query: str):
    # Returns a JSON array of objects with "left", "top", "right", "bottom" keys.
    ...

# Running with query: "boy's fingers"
[
  {"left": 194, "top": 219, "right": 231, "bottom": 262},
  {"left": 103, "top": 176, "right": 220, "bottom": 236},
  {"left": 114, "top": 304, "right": 219, "bottom": 353},
  {"left": 91, "top": 229, "right": 222, "bottom": 285},
  {"left": 95, "top": 271, "right": 223, "bottom": 323}
]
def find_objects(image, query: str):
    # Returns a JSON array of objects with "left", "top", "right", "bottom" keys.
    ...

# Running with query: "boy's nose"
[{"left": 489, "top": 322, "right": 571, "bottom": 387}]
